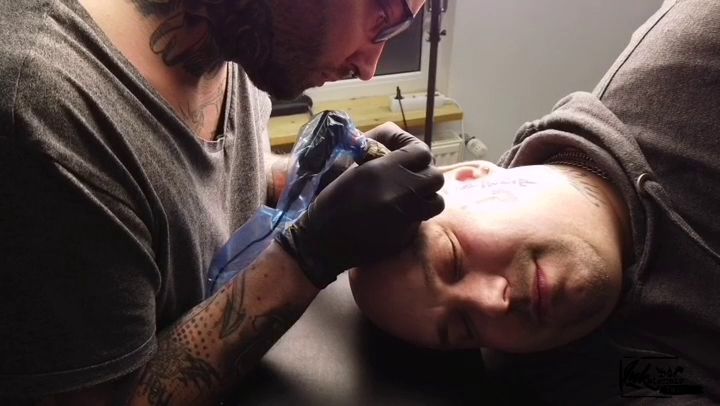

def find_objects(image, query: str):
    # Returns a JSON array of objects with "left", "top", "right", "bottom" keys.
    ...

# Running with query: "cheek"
[
  {"left": 349, "top": 261, "right": 441, "bottom": 346},
  {"left": 507, "top": 188, "right": 592, "bottom": 234}
]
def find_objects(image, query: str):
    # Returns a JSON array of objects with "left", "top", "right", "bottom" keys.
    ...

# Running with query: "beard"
[
  {"left": 208, "top": 0, "right": 328, "bottom": 100},
  {"left": 244, "top": 42, "right": 321, "bottom": 100}
]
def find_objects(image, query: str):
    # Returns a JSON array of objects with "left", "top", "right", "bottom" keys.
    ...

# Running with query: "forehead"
[
  {"left": 349, "top": 221, "right": 452, "bottom": 348},
  {"left": 440, "top": 165, "right": 564, "bottom": 209}
]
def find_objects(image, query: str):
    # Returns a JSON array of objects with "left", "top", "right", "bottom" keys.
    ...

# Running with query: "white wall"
[{"left": 443, "top": 0, "right": 663, "bottom": 161}]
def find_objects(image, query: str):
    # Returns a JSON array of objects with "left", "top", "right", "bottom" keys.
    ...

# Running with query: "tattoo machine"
[
  {"left": 277, "top": 110, "right": 390, "bottom": 217},
  {"left": 205, "top": 110, "right": 390, "bottom": 296}
]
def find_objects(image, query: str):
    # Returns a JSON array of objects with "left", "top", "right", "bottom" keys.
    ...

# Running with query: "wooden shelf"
[{"left": 269, "top": 95, "right": 464, "bottom": 148}]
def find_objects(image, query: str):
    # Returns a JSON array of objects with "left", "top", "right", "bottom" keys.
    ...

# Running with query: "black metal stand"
[{"left": 423, "top": 0, "right": 444, "bottom": 147}]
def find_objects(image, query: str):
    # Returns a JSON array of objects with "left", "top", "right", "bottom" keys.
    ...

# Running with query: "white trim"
[{"left": 305, "top": 69, "right": 429, "bottom": 102}]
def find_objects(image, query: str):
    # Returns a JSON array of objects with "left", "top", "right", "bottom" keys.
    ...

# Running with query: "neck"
[{"left": 79, "top": 0, "right": 233, "bottom": 140}]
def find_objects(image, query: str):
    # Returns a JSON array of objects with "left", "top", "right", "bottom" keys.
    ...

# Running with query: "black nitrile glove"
[
  {"left": 275, "top": 128, "right": 444, "bottom": 289},
  {"left": 362, "top": 122, "right": 428, "bottom": 159}
]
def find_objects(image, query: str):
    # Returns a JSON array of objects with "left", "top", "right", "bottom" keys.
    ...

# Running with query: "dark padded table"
[{"left": 229, "top": 274, "right": 526, "bottom": 405}]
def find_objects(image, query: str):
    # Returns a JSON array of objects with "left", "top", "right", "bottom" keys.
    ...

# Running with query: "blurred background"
[{"left": 299, "top": 0, "right": 664, "bottom": 162}]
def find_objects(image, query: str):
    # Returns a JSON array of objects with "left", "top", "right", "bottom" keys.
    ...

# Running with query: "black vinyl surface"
[{"left": 229, "top": 274, "right": 533, "bottom": 405}]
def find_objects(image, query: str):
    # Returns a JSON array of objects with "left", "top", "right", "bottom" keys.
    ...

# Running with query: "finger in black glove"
[{"left": 275, "top": 135, "right": 444, "bottom": 289}]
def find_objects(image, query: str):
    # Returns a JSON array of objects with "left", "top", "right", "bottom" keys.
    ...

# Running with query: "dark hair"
[{"left": 131, "top": 0, "right": 178, "bottom": 16}]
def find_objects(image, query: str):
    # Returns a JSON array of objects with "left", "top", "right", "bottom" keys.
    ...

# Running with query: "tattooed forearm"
[
  {"left": 134, "top": 292, "right": 225, "bottom": 405},
  {"left": 132, "top": 245, "right": 317, "bottom": 405},
  {"left": 136, "top": 335, "right": 221, "bottom": 405},
  {"left": 220, "top": 274, "right": 248, "bottom": 339},
  {"left": 219, "top": 269, "right": 303, "bottom": 377},
  {"left": 233, "top": 309, "right": 299, "bottom": 377}
]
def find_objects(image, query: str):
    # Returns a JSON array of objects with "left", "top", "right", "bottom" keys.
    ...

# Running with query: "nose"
[
  {"left": 347, "top": 42, "right": 385, "bottom": 80},
  {"left": 451, "top": 273, "right": 510, "bottom": 318}
]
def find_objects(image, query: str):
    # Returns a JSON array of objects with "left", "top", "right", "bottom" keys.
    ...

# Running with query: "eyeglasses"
[{"left": 372, "top": 0, "right": 415, "bottom": 44}]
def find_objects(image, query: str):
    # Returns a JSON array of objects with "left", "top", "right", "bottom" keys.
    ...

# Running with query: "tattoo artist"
[{"left": 0, "top": 0, "right": 440, "bottom": 404}]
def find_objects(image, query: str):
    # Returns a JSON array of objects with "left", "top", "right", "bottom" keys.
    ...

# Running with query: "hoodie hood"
[
  {"left": 487, "top": 1, "right": 720, "bottom": 401},
  {"left": 497, "top": 91, "right": 720, "bottom": 399},
  {"left": 499, "top": 92, "right": 657, "bottom": 301}
]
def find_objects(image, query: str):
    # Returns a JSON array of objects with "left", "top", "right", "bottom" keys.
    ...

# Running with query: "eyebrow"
[
  {"left": 443, "top": 227, "right": 461, "bottom": 283},
  {"left": 408, "top": 226, "right": 434, "bottom": 289},
  {"left": 409, "top": 225, "right": 452, "bottom": 348}
]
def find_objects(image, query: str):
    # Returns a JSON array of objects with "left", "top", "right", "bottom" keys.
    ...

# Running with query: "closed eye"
[{"left": 441, "top": 228, "right": 463, "bottom": 283}]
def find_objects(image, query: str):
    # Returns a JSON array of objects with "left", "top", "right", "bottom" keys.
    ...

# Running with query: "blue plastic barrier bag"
[{"left": 205, "top": 111, "right": 386, "bottom": 296}]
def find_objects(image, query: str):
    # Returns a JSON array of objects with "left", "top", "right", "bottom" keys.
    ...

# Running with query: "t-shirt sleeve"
[{"left": 0, "top": 104, "right": 159, "bottom": 397}]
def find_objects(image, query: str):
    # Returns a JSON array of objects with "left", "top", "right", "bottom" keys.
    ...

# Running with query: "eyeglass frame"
[{"left": 372, "top": 0, "right": 416, "bottom": 44}]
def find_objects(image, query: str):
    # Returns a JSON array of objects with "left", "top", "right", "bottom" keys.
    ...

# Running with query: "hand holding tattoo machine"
[{"left": 207, "top": 111, "right": 445, "bottom": 296}]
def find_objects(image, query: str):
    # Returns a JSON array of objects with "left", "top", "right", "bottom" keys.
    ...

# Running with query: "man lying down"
[
  {"left": 350, "top": 3, "right": 720, "bottom": 402},
  {"left": 351, "top": 155, "right": 630, "bottom": 354},
  {"left": 349, "top": 90, "right": 720, "bottom": 403}
]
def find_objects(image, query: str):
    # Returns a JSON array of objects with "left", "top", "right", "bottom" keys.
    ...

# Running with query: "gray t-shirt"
[{"left": 0, "top": 0, "right": 271, "bottom": 397}]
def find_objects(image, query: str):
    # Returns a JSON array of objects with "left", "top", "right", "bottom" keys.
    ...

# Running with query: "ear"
[
  {"left": 439, "top": 160, "right": 499, "bottom": 180},
  {"left": 439, "top": 161, "right": 500, "bottom": 197}
]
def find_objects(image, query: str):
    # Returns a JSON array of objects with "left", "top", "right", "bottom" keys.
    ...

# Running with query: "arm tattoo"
[
  {"left": 136, "top": 293, "right": 225, "bottom": 405},
  {"left": 219, "top": 268, "right": 301, "bottom": 378},
  {"left": 233, "top": 309, "right": 297, "bottom": 377},
  {"left": 136, "top": 266, "right": 306, "bottom": 404},
  {"left": 219, "top": 272, "right": 248, "bottom": 339},
  {"left": 137, "top": 336, "right": 221, "bottom": 405}
]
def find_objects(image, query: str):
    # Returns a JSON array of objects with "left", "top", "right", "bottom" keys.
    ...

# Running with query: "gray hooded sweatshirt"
[{"left": 490, "top": 0, "right": 720, "bottom": 403}]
